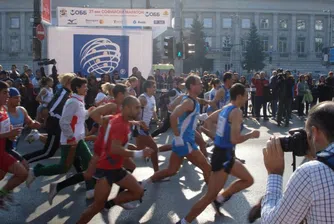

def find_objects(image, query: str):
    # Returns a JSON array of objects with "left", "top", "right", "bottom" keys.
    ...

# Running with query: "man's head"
[
  {"left": 0, "top": 70, "right": 7, "bottom": 80},
  {"left": 71, "top": 77, "right": 88, "bottom": 96},
  {"left": 233, "top": 73, "right": 239, "bottom": 82},
  {"left": 8, "top": 87, "right": 21, "bottom": 107},
  {"left": 112, "top": 84, "right": 128, "bottom": 103},
  {"left": 230, "top": 83, "right": 248, "bottom": 107},
  {"left": 132, "top": 67, "right": 138, "bottom": 75},
  {"left": 260, "top": 71, "right": 266, "bottom": 79},
  {"left": 306, "top": 101, "right": 334, "bottom": 157},
  {"left": 329, "top": 71, "right": 333, "bottom": 77},
  {"left": 174, "top": 77, "right": 185, "bottom": 89},
  {"left": 143, "top": 80, "right": 156, "bottom": 96},
  {"left": 223, "top": 72, "right": 233, "bottom": 89},
  {"left": 185, "top": 75, "right": 202, "bottom": 96},
  {"left": 59, "top": 73, "right": 76, "bottom": 90},
  {"left": 0, "top": 81, "right": 9, "bottom": 106},
  {"left": 23, "top": 65, "right": 29, "bottom": 73},
  {"left": 122, "top": 96, "right": 141, "bottom": 120},
  {"left": 272, "top": 70, "right": 277, "bottom": 76},
  {"left": 11, "top": 65, "right": 17, "bottom": 72}
]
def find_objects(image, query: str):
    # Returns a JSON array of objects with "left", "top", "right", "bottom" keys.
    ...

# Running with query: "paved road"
[{"left": 0, "top": 116, "right": 307, "bottom": 224}]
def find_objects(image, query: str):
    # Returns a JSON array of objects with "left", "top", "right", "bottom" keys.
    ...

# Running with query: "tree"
[
  {"left": 152, "top": 38, "right": 161, "bottom": 64},
  {"left": 243, "top": 23, "right": 266, "bottom": 72},
  {"left": 187, "top": 14, "right": 207, "bottom": 70}
]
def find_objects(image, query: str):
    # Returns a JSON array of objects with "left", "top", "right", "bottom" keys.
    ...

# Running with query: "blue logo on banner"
[
  {"left": 330, "top": 48, "right": 334, "bottom": 64},
  {"left": 73, "top": 34, "right": 129, "bottom": 78}
]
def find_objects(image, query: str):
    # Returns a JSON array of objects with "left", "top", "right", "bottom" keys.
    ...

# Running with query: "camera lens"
[
  {"left": 279, "top": 136, "right": 292, "bottom": 152},
  {"left": 278, "top": 129, "right": 309, "bottom": 156}
]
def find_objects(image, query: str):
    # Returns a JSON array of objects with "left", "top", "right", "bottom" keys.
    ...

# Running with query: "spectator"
[
  {"left": 325, "top": 71, "right": 334, "bottom": 100},
  {"left": 9, "top": 64, "right": 19, "bottom": 80},
  {"left": 259, "top": 101, "right": 334, "bottom": 224},
  {"left": 252, "top": 71, "right": 269, "bottom": 121},
  {"left": 130, "top": 71, "right": 146, "bottom": 96},
  {"left": 297, "top": 75, "right": 308, "bottom": 117},
  {"left": 240, "top": 76, "right": 250, "bottom": 117},
  {"left": 85, "top": 75, "right": 98, "bottom": 108},
  {"left": 318, "top": 75, "right": 328, "bottom": 102},
  {"left": 111, "top": 70, "right": 121, "bottom": 84},
  {"left": 269, "top": 70, "right": 279, "bottom": 119}
]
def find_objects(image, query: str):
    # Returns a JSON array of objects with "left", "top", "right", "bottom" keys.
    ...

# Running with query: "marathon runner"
[
  {"left": 77, "top": 96, "right": 153, "bottom": 224},
  {"left": 178, "top": 83, "right": 260, "bottom": 224}
]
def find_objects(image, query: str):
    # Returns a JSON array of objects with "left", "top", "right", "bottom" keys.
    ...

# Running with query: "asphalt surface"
[{"left": 0, "top": 115, "right": 307, "bottom": 224}]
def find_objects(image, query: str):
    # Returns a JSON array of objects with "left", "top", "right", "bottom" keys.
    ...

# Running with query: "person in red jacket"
[{"left": 252, "top": 72, "right": 269, "bottom": 121}]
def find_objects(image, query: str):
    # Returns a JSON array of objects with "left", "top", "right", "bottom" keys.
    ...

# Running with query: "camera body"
[{"left": 279, "top": 128, "right": 309, "bottom": 156}]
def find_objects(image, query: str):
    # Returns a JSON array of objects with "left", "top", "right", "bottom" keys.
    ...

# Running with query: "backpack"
[{"left": 317, "top": 150, "right": 334, "bottom": 172}]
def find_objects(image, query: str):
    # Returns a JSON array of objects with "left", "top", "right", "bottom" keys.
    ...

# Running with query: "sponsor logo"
[
  {"left": 137, "top": 21, "right": 146, "bottom": 24},
  {"left": 86, "top": 19, "right": 99, "bottom": 24},
  {"left": 163, "top": 11, "right": 169, "bottom": 16},
  {"left": 113, "top": 20, "right": 123, "bottom": 24},
  {"left": 70, "top": 10, "right": 87, "bottom": 16},
  {"left": 67, "top": 19, "right": 77, "bottom": 25},
  {"left": 120, "top": 69, "right": 126, "bottom": 75},
  {"left": 145, "top": 12, "right": 160, "bottom": 17},
  {"left": 133, "top": 20, "right": 137, "bottom": 24},
  {"left": 99, "top": 20, "right": 104, "bottom": 24},
  {"left": 154, "top": 20, "right": 165, "bottom": 25},
  {"left": 59, "top": 9, "right": 67, "bottom": 17}
]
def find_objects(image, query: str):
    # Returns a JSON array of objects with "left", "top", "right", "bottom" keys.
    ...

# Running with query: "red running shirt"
[
  {"left": 0, "top": 107, "right": 11, "bottom": 152},
  {"left": 97, "top": 114, "right": 130, "bottom": 170}
]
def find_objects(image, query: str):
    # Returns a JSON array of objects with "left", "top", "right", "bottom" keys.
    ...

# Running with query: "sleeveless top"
[
  {"left": 8, "top": 107, "right": 25, "bottom": 129},
  {"left": 177, "top": 96, "right": 200, "bottom": 142},
  {"left": 219, "top": 85, "right": 230, "bottom": 108},
  {"left": 214, "top": 105, "right": 243, "bottom": 149},
  {"left": 140, "top": 93, "right": 156, "bottom": 127},
  {"left": 168, "top": 88, "right": 183, "bottom": 112}
]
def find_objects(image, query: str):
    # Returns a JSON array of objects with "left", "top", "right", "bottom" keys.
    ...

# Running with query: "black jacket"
[{"left": 47, "top": 87, "right": 71, "bottom": 119}]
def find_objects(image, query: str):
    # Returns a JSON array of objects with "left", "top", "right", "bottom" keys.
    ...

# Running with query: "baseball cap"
[{"left": 9, "top": 87, "right": 21, "bottom": 97}]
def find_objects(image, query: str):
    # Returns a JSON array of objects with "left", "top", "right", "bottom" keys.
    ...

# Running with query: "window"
[
  {"left": 315, "top": 37, "right": 323, "bottom": 53},
  {"left": 10, "top": 36, "right": 20, "bottom": 52},
  {"left": 205, "top": 37, "right": 212, "bottom": 48},
  {"left": 262, "top": 36, "right": 269, "bottom": 52},
  {"left": 242, "top": 19, "right": 251, "bottom": 29},
  {"left": 315, "top": 20, "right": 323, "bottom": 31},
  {"left": 241, "top": 38, "right": 249, "bottom": 51},
  {"left": 222, "top": 36, "right": 231, "bottom": 48},
  {"left": 278, "top": 37, "right": 287, "bottom": 53},
  {"left": 184, "top": 18, "right": 193, "bottom": 28},
  {"left": 279, "top": 19, "right": 288, "bottom": 29},
  {"left": 222, "top": 18, "right": 232, "bottom": 28},
  {"left": 297, "top": 37, "right": 305, "bottom": 53},
  {"left": 203, "top": 18, "right": 213, "bottom": 28},
  {"left": 297, "top": 20, "right": 306, "bottom": 30},
  {"left": 10, "top": 17, "right": 20, "bottom": 29},
  {"left": 260, "top": 19, "right": 269, "bottom": 29}
]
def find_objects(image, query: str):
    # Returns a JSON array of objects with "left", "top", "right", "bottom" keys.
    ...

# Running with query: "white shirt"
[
  {"left": 261, "top": 143, "right": 334, "bottom": 224},
  {"left": 140, "top": 93, "right": 156, "bottom": 127}
]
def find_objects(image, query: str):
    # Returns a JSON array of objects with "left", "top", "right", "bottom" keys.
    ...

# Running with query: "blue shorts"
[{"left": 172, "top": 140, "right": 198, "bottom": 157}]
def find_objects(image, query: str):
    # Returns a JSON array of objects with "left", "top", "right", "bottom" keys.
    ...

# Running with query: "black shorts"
[
  {"left": 210, "top": 146, "right": 235, "bottom": 173},
  {"left": 5, "top": 147, "right": 23, "bottom": 162},
  {"left": 94, "top": 168, "right": 128, "bottom": 186},
  {"left": 132, "top": 126, "right": 150, "bottom": 137}
]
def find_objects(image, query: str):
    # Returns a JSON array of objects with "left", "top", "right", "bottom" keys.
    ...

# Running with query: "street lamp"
[{"left": 323, "top": 10, "right": 332, "bottom": 47}]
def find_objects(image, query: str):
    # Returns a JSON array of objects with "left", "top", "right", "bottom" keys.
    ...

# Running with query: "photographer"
[{"left": 254, "top": 101, "right": 334, "bottom": 223}]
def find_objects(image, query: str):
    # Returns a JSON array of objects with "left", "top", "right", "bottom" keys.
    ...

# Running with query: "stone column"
[
  {"left": 291, "top": 14, "right": 297, "bottom": 58},
  {"left": 20, "top": 12, "right": 25, "bottom": 51},
  {"left": 272, "top": 13, "right": 278, "bottom": 52},
  {"left": 215, "top": 12, "right": 221, "bottom": 48},
  {"left": 1, "top": 12, "right": 5, "bottom": 51},
  {"left": 309, "top": 14, "right": 315, "bottom": 59}
]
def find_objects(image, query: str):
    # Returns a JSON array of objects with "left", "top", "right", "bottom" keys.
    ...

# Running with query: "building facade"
[{"left": 0, "top": 0, "right": 333, "bottom": 74}]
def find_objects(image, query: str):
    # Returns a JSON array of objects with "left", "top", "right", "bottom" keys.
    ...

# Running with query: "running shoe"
[{"left": 48, "top": 183, "right": 57, "bottom": 205}]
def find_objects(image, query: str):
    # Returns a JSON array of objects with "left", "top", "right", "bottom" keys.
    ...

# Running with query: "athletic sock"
[
  {"left": 181, "top": 218, "right": 190, "bottom": 224},
  {"left": 56, "top": 173, "right": 85, "bottom": 192},
  {"left": 104, "top": 199, "right": 115, "bottom": 209}
]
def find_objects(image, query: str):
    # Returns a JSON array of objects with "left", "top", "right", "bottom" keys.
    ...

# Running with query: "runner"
[
  {"left": 77, "top": 96, "right": 153, "bottom": 224},
  {"left": 177, "top": 84, "right": 260, "bottom": 224},
  {"left": 26, "top": 77, "right": 96, "bottom": 199},
  {"left": 6, "top": 87, "right": 41, "bottom": 171},
  {"left": 0, "top": 81, "right": 27, "bottom": 210},
  {"left": 133, "top": 80, "right": 160, "bottom": 171},
  {"left": 22, "top": 73, "right": 75, "bottom": 163},
  {"left": 142, "top": 75, "right": 211, "bottom": 186}
]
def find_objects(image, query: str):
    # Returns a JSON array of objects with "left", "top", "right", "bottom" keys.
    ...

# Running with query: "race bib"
[{"left": 0, "top": 118, "right": 11, "bottom": 134}]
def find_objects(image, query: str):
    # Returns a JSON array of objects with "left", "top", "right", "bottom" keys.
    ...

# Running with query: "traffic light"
[
  {"left": 164, "top": 36, "right": 174, "bottom": 60},
  {"left": 183, "top": 43, "right": 195, "bottom": 59},
  {"left": 176, "top": 42, "right": 183, "bottom": 59}
]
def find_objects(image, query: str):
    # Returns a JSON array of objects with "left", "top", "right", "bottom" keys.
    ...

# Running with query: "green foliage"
[{"left": 242, "top": 23, "right": 266, "bottom": 72}]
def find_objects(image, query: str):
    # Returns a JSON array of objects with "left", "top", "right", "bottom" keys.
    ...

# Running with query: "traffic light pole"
[{"left": 174, "top": 0, "right": 183, "bottom": 76}]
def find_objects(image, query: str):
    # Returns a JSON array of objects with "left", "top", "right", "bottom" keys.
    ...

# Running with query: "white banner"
[
  {"left": 47, "top": 27, "right": 153, "bottom": 79},
  {"left": 57, "top": 7, "right": 171, "bottom": 27}
]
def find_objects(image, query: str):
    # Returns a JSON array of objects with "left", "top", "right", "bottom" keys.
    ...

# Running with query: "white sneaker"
[
  {"left": 119, "top": 202, "right": 138, "bottom": 210},
  {"left": 86, "top": 189, "right": 94, "bottom": 200},
  {"left": 26, "top": 170, "right": 36, "bottom": 188},
  {"left": 24, "top": 129, "right": 40, "bottom": 144},
  {"left": 48, "top": 183, "right": 57, "bottom": 205}
]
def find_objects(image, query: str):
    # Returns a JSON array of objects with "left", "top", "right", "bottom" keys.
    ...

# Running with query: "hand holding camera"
[{"left": 263, "top": 136, "right": 285, "bottom": 176}]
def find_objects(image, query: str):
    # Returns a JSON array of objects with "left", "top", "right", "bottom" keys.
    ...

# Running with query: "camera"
[{"left": 279, "top": 128, "right": 309, "bottom": 156}]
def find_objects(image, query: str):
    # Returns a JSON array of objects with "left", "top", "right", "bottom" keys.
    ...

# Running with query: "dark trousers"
[
  {"left": 277, "top": 98, "right": 292, "bottom": 125},
  {"left": 23, "top": 116, "right": 60, "bottom": 163},
  {"left": 255, "top": 96, "right": 267, "bottom": 118},
  {"left": 151, "top": 112, "right": 171, "bottom": 138},
  {"left": 271, "top": 99, "right": 278, "bottom": 118},
  {"left": 241, "top": 100, "right": 248, "bottom": 117}
]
